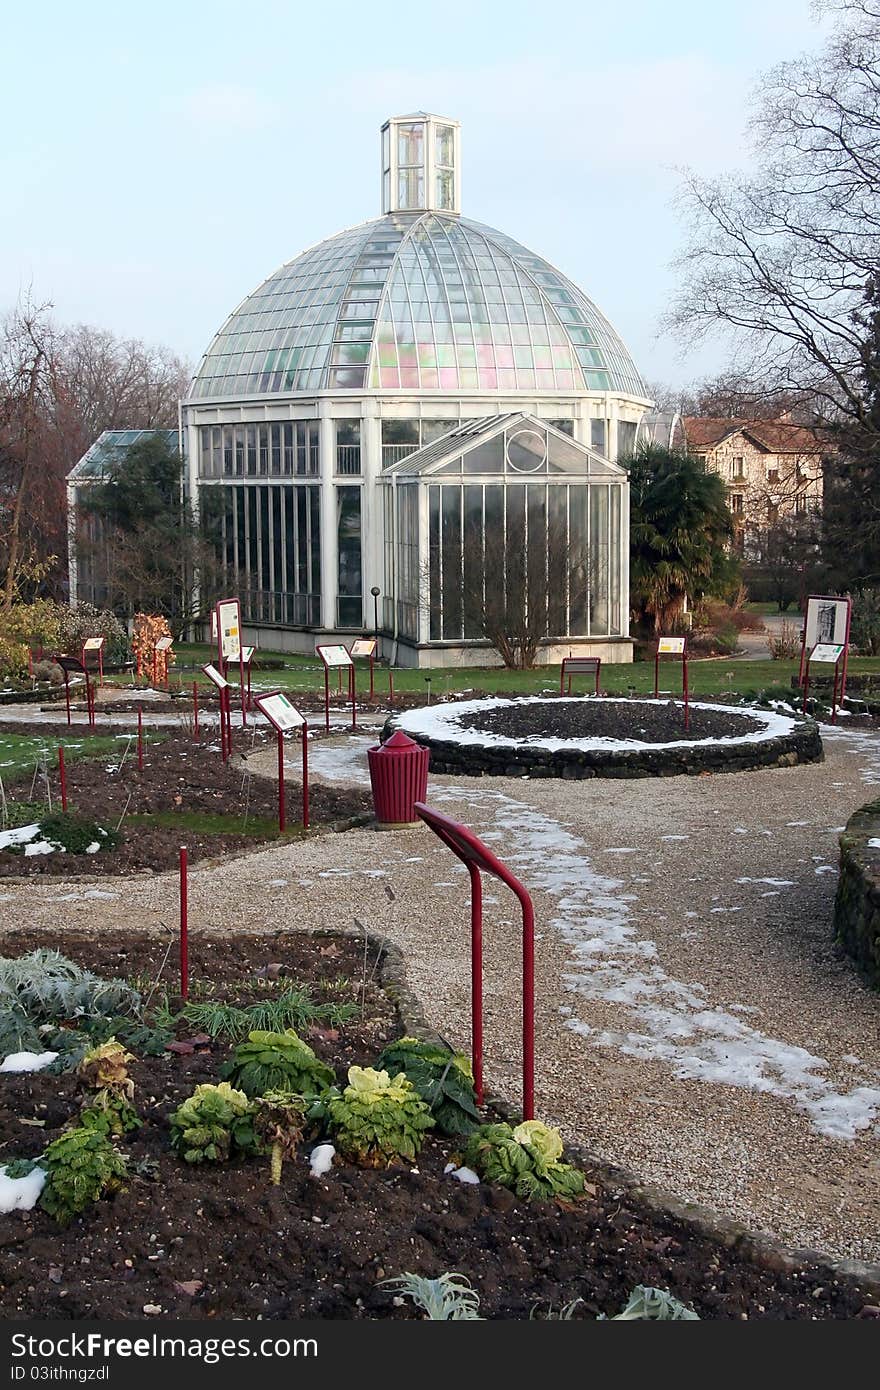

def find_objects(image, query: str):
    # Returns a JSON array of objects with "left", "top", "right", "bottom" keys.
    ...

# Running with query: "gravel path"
[{"left": 2, "top": 717, "right": 880, "bottom": 1262}]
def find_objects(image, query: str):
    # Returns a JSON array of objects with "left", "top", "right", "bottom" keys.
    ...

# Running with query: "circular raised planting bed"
[{"left": 385, "top": 696, "right": 823, "bottom": 779}]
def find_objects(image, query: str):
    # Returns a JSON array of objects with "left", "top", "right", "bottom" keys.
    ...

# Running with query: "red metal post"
[
  {"left": 840, "top": 598, "right": 853, "bottom": 707},
  {"left": 369, "top": 652, "right": 375, "bottom": 702},
  {"left": 137, "top": 706, "right": 144, "bottom": 771},
  {"left": 324, "top": 668, "right": 331, "bottom": 734},
  {"left": 192, "top": 681, "right": 199, "bottom": 740},
  {"left": 179, "top": 846, "right": 189, "bottom": 1000},
  {"left": 239, "top": 652, "right": 247, "bottom": 727},
  {"left": 414, "top": 802, "right": 535, "bottom": 1121},
  {"left": 58, "top": 746, "right": 67, "bottom": 812},
  {"left": 277, "top": 728, "right": 286, "bottom": 833},
  {"left": 468, "top": 862, "right": 484, "bottom": 1106},
  {"left": 98, "top": 647, "right": 104, "bottom": 688},
  {"left": 350, "top": 664, "right": 357, "bottom": 731},
  {"left": 86, "top": 672, "right": 95, "bottom": 730},
  {"left": 654, "top": 651, "right": 660, "bottom": 699},
  {"left": 301, "top": 721, "right": 309, "bottom": 829},
  {"left": 63, "top": 673, "right": 71, "bottom": 726},
  {"left": 831, "top": 659, "right": 840, "bottom": 725},
  {"left": 803, "top": 666, "right": 810, "bottom": 716},
  {"left": 388, "top": 669, "right": 394, "bottom": 705}
]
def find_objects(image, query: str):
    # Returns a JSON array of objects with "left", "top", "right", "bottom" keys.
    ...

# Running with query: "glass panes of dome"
[{"left": 190, "top": 211, "right": 646, "bottom": 399}]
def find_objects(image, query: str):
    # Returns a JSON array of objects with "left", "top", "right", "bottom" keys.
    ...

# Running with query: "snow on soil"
[
  {"left": 394, "top": 696, "right": 803, "bottom": 754},
  {"left": 0, "top": 1051, "right": 57, "bottom": 1073},
  {"left": 303, "top": 736, "right": 372, "bottom": 785},
  {"left": 432, "top": 784, "right": 880, "bottom": 1141},
  {"left": 0, "top": 1165, "right": 46, "bottom": 1212}
]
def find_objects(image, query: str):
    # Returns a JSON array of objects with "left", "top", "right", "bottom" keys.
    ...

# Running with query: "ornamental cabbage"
[
  {"left": 463, "top": 1121, "right": 585, "bottom": 1201},
  {"left": 221, "top": 1029, "right": 335, "bottom": 1099},
  {"left": 376, "top": 1038, "right": 480, "bottom": 1136},
  {"left": 169, "top": 1082, "right": 255, "bottom": 1164},
  {"left": 322, "top": 1066, "right": 435, "bottom": 1168}
]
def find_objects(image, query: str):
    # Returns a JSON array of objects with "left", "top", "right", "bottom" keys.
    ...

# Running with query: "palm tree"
[{"left": 623, "top": 444, "right": 735, "bottom": 633}]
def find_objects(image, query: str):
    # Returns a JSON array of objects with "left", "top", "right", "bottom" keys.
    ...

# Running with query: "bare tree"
[
  {"left": 669, "top": 2, "right": 880, "bottom": 432},
  {"left": 0, "top": 299, "right": 60, "bottom": 607}
]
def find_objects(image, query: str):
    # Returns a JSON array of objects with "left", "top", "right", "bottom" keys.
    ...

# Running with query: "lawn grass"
[
  {"left": 127, "top": 810, "right": 305, "bottom": 837},
  {"left": 104, "top": 643, "right": 880, "bottom": 704},
  {"left": 0, "top": 732, "right": 135, "bottom": 777}
]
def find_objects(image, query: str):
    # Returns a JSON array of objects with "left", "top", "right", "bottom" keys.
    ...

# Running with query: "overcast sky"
[{"left": 0, "top": 0, "right": 833, "bottom": 390}]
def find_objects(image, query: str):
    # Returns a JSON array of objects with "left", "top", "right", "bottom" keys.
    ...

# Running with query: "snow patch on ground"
[
  {"left": 0, "top": 1165, "right": 46, "bottom": 1212},
  {"left": 432, "top": 784, "right": 880, "bottom": 1141},
  {"left": 0, "top": 1051, "right": 57, "bottom": 1073},
  {"left": 304, "top": 736, "right": 373, "bottom": 786}
]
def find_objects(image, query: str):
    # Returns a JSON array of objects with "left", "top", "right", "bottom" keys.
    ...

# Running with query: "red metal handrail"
[{"left": 414, "top": 801, "right": 535, "bottom": 1120}]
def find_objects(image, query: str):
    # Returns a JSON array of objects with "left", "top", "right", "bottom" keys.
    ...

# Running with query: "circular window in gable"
[{"left": 506, "top": 428, "right": 547, "bottom": 472}]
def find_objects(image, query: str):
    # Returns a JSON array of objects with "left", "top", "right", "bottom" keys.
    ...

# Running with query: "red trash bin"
[{"left": 367, "top": 730, "right": 430, "bottom": 829}]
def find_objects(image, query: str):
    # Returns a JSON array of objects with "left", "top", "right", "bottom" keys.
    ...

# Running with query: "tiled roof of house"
[{"left": 682, "top": 416, "right": 828, "bottom": 455}]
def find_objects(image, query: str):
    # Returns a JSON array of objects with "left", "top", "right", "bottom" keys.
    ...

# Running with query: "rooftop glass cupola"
[{"left": 381, "top": 113, "right": 461, "bottom": 215}]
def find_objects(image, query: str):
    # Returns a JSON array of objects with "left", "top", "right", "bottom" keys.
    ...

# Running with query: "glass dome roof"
[{"left": 189, "top": 212, "right": 647, "bottom": 400}]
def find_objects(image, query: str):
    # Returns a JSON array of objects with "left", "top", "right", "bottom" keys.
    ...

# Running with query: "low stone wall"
[
  {"left": 384, "top": 715, "right": 823, "bottom": 779},
  {"left": 834, "top": 799, "right": 880, "bottom": 987}
]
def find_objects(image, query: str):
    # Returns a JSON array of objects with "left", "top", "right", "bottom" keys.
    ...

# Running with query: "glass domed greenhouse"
[{"left": 180, "top": 115, "right": 650, "bottom": 665}]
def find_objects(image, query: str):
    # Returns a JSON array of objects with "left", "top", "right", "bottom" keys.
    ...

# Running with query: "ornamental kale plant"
[
  {"left": 39, "top": 1122, "right": 128, "bottom": 1226},
  {"left": 381, "top": 1272, "right": 483, "bottom": 1320},
  {"left": 463, "top": 1120, "right": 586, "bottom": 1201},
  {"left": 77, "top": 1042, "right": 140, "bottom": 1135},
  {"left": 321, "top": 1066, "right": 435, "bottom": 1168},
  {"left": 376, "top": 1037, "right": 480, "bottom": 1136},
  {"left": 0, "top": 950, "right": 142, "bottom": 1056},
  {"left": 221, "top": 1029, "right": 335, "bottom": 1099},
  {"left": 252, "top": 1091, "right": 307, "bottom": 1185},
  {"left": 169, "top": 1082, "right": 256, "bottom": 1164}
]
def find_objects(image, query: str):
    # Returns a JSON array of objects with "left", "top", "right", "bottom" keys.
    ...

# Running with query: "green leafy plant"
[
  {"left": 321, "top": 1066, "right": 434, "bottom": 1168},
  {"left": 376, "top": 1037, "right": 480, "bottom": 1136},
  {"left": 221, "top": 1029, "right": 335, "bottom": 1098},
  {"left": 603, "top": 1286, "right": 700, "bottom": 1320},
  {"left": 463, "top": 1120, "right": 586, "bottom": 1201},
  {"left": 182, "top": 989, "right": 356, "bottom": 1043},
  {"left": 380, "top": 1271, "right": 482, "bottom": 1320},
  {"left": 252, "top": 1091, "right": 307, "bottom": 1185},
  {"left": 35, "top": 812, "right": 119, "bottom": 855},
  {"left": 39, "top": 1123, "right": 128, "bottom": 1226},
  {"left": 1, "top": 801, "right": 47, "bottom": 831},
  {"left": 169, "top": 1082, "right": 255, "bottom": 1164}
]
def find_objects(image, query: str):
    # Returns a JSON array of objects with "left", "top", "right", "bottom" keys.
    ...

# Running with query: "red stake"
[
  {"left": 179, "top": 846, "right": 189, "bottom": 1000},
  {"left": 388, "top": 669, "right": 394, "bottom": 705},
  {"left": 58, "top": 746, "right": 67, "bottom": 812},
  {"left": 192, "top": 681, "right": 199, "bottom": 740},
  {"left": 63, "top": 673, "right": 72, "bottom": 726},
  {"left": 468, "top": 862, "right": 484, "bottom": 1105},
  {"left": 137, "top": 706, "right": 144, "bottom": 771},
  {"left": 302, "top": 721, "right": 309, "bottom": 829},
  {"left": 277, "top": 729, "right": 286, "bottom": 833}
]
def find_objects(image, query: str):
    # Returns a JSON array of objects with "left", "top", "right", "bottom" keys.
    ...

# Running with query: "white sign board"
[
  {"left": 810, "top": 642, "right": 845, "bottom": 665},
  {"left": 240, "top": 645, "right": 256, "bottom": 664},
  {"left": 804, "top": 596, "right": 849, "bottom": 650},
  {"left": 316, "top": 643, "right": 353, "bottom": 668},
  {"left": 82, "top": 636, "right": 105, "bottom": 652},
  {"left": 216, "top": 599, "right": 241, "bottom": 661},
  {"left": 658, "top": 636, "right": 686, "bottom": 655},
  {"left": 256, "top": 692, "right": 305, "bottom": 733},
  {"left": 349, "top": 638, "right": 377, "bottom": 659},
  {"left": 202, "top": 663, "right": 230, "bottom": 690},
  {"left": 154, "top": 636, "right": 174, "bottom": 652}
]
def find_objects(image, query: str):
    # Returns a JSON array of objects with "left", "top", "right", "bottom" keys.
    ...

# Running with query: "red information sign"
[
  {"left": 798, "top": 594, "right": 852, "bottom": 715},
  {"left": 215, "top": 597, "right": 247, "bottom": 727},
  {"left": 349, "top": 636, "right": 378, "bottom": 701},
  {"left": 316, "top": 644, "right": 356, "bottom": 733},
  {"left": 201, "top": 662, "right": 233, "bottom": 761},
  {"left": 81, "top": 636, "right": 105, "bottom": 688},
  {"left": 254, "top": 691, "right": 309, "bottom": 831}
]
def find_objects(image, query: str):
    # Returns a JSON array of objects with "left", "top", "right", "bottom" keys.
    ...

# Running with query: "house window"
[
  {"left": 767, "top": 466, "right": 779, "bottom": 484},
  {"left": 731, "top": 494, "right": 744, "bottom": 514},
  {"left": 730, "top": 456, "right": 745, "bottom": 480}
]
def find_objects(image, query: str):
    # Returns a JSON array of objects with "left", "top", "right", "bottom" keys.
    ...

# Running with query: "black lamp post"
[{"left": 370, "top": 585, "right": 381, "bottom": 638}]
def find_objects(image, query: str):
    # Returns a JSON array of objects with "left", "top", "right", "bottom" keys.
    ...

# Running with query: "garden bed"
[
  {"left": 0, "top": 930, "right": 874, "bottom": 1321},
  {"left": 0, "top": 729, "right": 371, "bottom": 875},
  {"left": 386, "top": 697, "right": 823, "bottom": 779}
]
